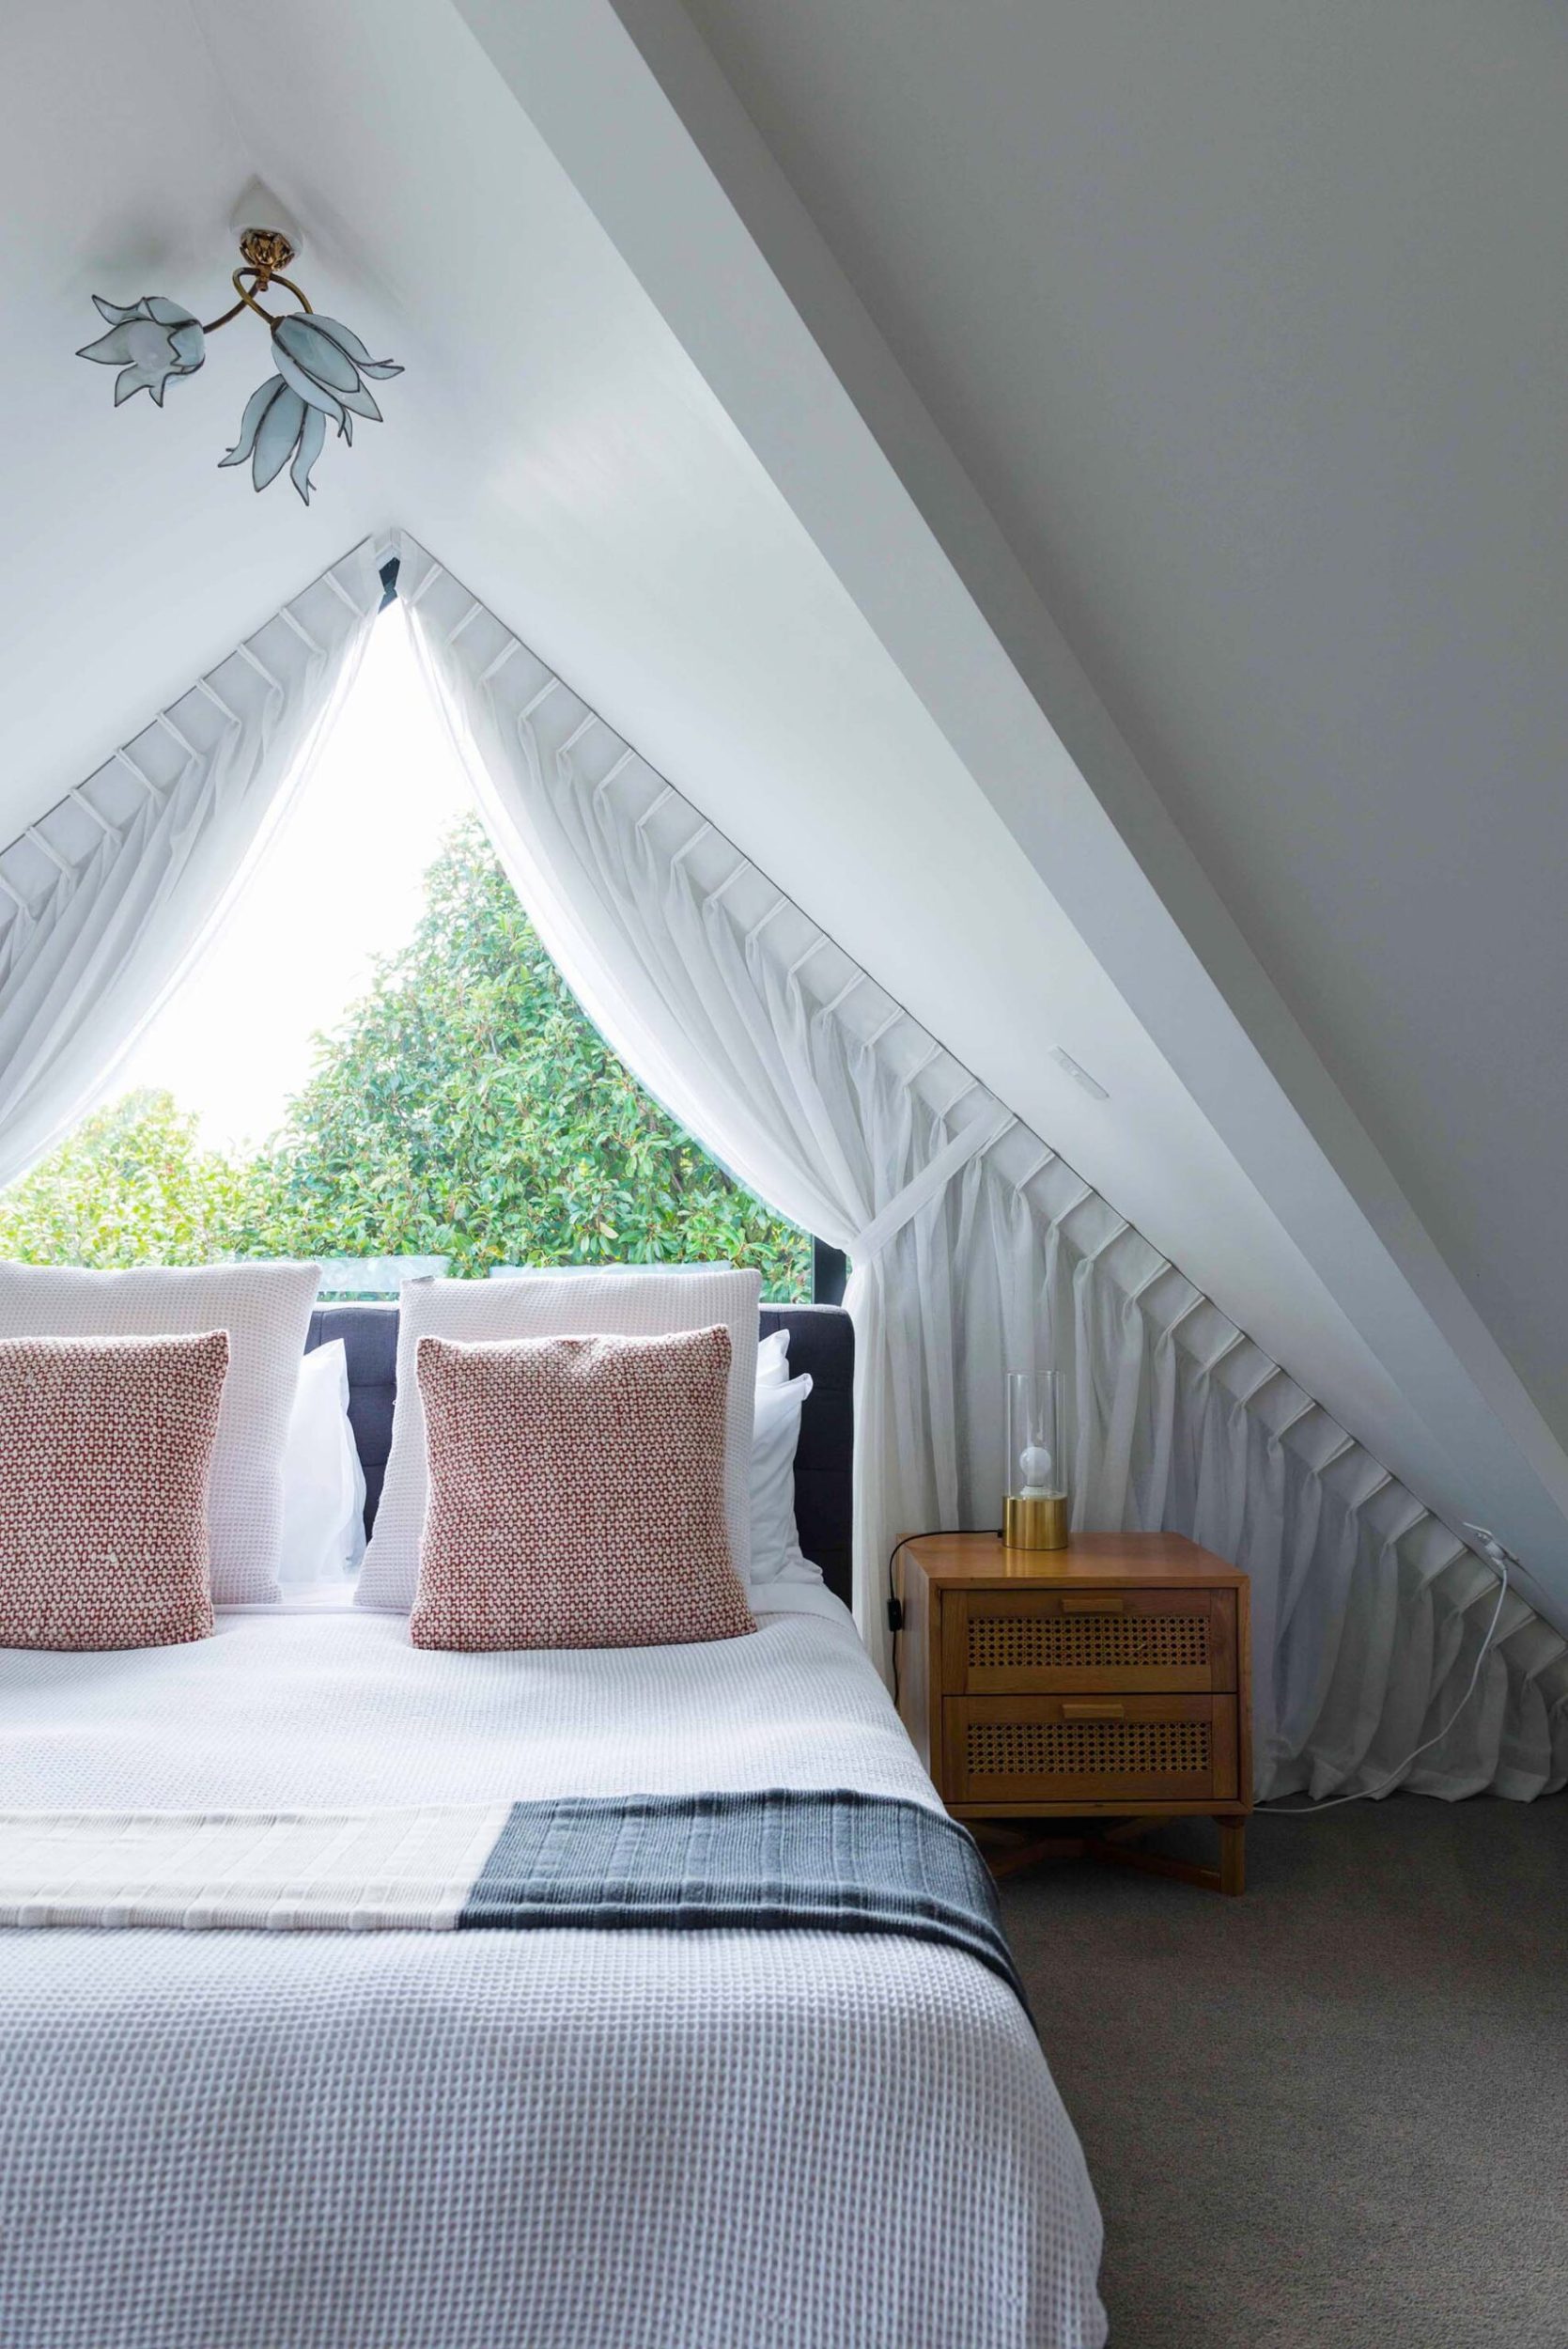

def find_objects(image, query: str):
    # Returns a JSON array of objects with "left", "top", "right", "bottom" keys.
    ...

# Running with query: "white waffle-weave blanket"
[{"left": 0, "top": 1596, "right": 1106, "bottom": 2349}]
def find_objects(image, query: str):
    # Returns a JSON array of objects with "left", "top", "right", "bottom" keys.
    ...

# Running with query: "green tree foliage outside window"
[
  {"left": 0, "top": 1089, "right": 256, "bottom": 1269},
  {"left": 0, "top": 818, "right": 811, "bottom": 1299}
]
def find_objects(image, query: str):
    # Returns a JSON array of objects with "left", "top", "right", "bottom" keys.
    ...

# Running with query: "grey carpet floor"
[{"left": 1001, "top": 1797, "right": 1568, "bottom": 2349}]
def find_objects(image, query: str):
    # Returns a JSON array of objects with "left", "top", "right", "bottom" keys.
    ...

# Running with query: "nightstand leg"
[{"left": 1216, "top": 1817, "right": 1246, "bottom": 1896}]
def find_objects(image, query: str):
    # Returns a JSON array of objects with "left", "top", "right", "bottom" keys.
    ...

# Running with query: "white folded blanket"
[{"left": 0, "top": 1804, "right": 515, "bottom": 1930}]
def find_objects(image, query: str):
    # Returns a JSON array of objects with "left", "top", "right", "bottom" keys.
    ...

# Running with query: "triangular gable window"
[{"left": 0, "top": 591, "right": 812, "bottom": 1301}]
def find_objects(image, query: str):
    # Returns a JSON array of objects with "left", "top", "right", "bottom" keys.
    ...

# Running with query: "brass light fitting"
[{"left": 1003, "top": 1492, "right": 1069, "bottom": 1551}]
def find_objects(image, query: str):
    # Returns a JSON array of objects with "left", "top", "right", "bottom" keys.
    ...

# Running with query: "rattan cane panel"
[
  {"left": 966, "top": 1716, "right": 1212, "bottom": 1781},
  {"left": 967, "top": 1610, "right": 1208, "bottom": 1675}
]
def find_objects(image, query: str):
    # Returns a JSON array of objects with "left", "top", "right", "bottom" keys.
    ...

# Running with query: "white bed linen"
[{"left": 0, "top": 1599, "right": 1106, "bottom": 2349}]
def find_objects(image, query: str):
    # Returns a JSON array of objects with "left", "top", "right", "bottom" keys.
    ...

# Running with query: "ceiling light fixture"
[{"left": 76, "top": 226, "right": 402, "bottom": 506}]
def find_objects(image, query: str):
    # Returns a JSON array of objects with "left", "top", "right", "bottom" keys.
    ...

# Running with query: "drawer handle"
[
  {"left": 1061, "top": 1702, "right": 1126, "bottom": 1719},
  {"left": 1060, "top": 1594, "right": 1126, "bottom": 1614}
]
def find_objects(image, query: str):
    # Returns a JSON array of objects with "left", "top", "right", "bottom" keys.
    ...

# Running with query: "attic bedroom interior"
[{"left": 3, "top": 5, "right": 1564, "bottom": 2345}]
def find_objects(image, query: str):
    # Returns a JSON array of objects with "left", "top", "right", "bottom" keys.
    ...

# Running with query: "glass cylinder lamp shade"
[{"left": 1003, "top": 1370, "right": 1067, "bottom": 1550}]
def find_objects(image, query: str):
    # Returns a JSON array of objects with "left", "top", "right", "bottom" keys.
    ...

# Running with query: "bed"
[{"left": 0, "top": 1303, "right": 1106, "bottom": 2349}]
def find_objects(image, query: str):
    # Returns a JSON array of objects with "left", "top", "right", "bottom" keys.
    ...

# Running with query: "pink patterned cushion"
[
  {"left": 0, "top": 1331, "right": 230, "bottom": 1651},
  {"left": 411, "top": 1326, "right": 757, "bottom": 1652}
]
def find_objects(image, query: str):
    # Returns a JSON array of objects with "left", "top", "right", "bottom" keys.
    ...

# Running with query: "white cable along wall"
[{"left": 396, "top": 535, "right": 1567, "bottom": 1803}]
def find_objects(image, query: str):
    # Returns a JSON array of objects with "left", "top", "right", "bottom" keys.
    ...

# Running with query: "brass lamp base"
[{"left": 1003, "top": 1492, "right": 1068, "bottom": 1551}]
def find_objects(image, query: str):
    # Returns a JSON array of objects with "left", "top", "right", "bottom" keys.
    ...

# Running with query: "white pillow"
[
  {"left": 0, "top": 1260, "right": 321, "bottom": 1603},
  {"left": 279, "top": 1341, "right": 367, "bottom": 1587},
  {"left": 355, "top": 1266, "right": 762, "bottom": 1612},
  {"left": 488, "top": 1265, "right": 722, "bottom": 1278},
  {"left": 503, "top": 1294, "right": 789, "bottom": 1392},
  {"left": 494, "top": 1273, "right": 789, "bottom": 1395},
  {"left": 749, "top": 1371, "right": 818, "bottom": 1587}
]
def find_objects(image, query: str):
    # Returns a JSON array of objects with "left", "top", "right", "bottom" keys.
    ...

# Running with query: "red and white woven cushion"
[
  {"left": 0, "top": 1330, "right": 229, "bottom": 1651},
  {"left": 411, "top": 1326, "right": 757, "bottom": 1652}
]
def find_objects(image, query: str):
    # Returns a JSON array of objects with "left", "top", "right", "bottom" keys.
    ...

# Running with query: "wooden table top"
[{"left": 900, "top": 1530, "right": 1248, "bottom": 1588}]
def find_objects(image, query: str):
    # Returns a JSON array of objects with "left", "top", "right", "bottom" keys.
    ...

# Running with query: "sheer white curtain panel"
[
  {"left": 397, "top": 535, "right": 1567, "bottom": 1799},
  {"left": 0, "top": 539, "right": 381, "bottom": 1186}
]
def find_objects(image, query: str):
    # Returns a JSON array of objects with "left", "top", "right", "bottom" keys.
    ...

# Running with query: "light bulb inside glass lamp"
[{"left": 1018, "top": 1442, "right": 1054, "bottom": 1497}]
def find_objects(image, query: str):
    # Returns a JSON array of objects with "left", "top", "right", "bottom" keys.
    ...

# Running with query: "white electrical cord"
[{"left": 1258, "top": 1525, "right": 1516, "bottom": 1813}]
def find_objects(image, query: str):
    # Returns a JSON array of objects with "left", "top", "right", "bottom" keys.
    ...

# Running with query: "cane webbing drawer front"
[
  {"left": 944, "top": 1695, "right": 1238, "bottom": 1804},
  {"left": 945, "top": 1587, "right": 1236, "bottom": 1693}
]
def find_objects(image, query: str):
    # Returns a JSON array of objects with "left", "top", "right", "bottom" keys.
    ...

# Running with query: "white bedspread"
[{"left": 0, "top": 1598, "right": 1106, "bottom": 2349}]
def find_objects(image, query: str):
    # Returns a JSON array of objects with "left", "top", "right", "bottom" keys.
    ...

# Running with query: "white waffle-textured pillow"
[
  {"left": 356, "top": 1267, "right": 761, "bottom": 1613},
  {"left": 0, "top": 1261, "right": 320, "bottom": 1605}
]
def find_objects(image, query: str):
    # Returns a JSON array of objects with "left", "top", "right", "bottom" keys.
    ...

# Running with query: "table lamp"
[{"left": 1003, "top": 1369, "right": 1067, "bottom": 1549}]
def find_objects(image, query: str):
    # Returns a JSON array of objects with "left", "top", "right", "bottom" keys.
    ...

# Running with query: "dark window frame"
[{"left": 812, "top": 1237, "right": 847, "bottom": 1306}]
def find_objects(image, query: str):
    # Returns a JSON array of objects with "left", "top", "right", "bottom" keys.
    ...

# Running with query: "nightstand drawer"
[
  {"left": 943, "top": 1694, "right": 1238, "bottom": 1804},
  {"left": 944, "top": 1586, "right": 1236, "bottom": 1693}
]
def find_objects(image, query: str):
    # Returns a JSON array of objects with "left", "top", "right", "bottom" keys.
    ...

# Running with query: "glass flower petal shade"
[
  {"left": 76, "top": 296, "right": 206, "bottom": 408},
  {"left": 271, "top": 314, "right": 401, "bottom": 433},
  {"left": 218, "top": 377, "right": 328, "bottom": 505}
]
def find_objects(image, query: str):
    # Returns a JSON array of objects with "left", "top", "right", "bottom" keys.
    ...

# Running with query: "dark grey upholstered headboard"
[{"left": 304, "top": 1301, "right": 855, "bottom": 1609}]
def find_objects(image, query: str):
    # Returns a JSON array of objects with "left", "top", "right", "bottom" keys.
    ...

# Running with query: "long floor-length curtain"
[
  {"left": 398, "top": 535, "right": 1567, "bottom": 1799},
  {"left": 0, "top": 540, "right": 381, "bottom": 1186}
]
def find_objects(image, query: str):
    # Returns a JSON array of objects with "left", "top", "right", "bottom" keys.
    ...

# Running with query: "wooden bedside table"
[{"left": 895, "top": 1532, "right": 1252, "bottom": 1894}]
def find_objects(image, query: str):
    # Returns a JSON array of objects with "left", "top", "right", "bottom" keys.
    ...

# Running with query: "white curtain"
[
  {"left": 0, "top": 540, "right": 381, "bottom": 1186},
  {"left": 397, "top": 536, "right": 1567, "bottom": 1801}
]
